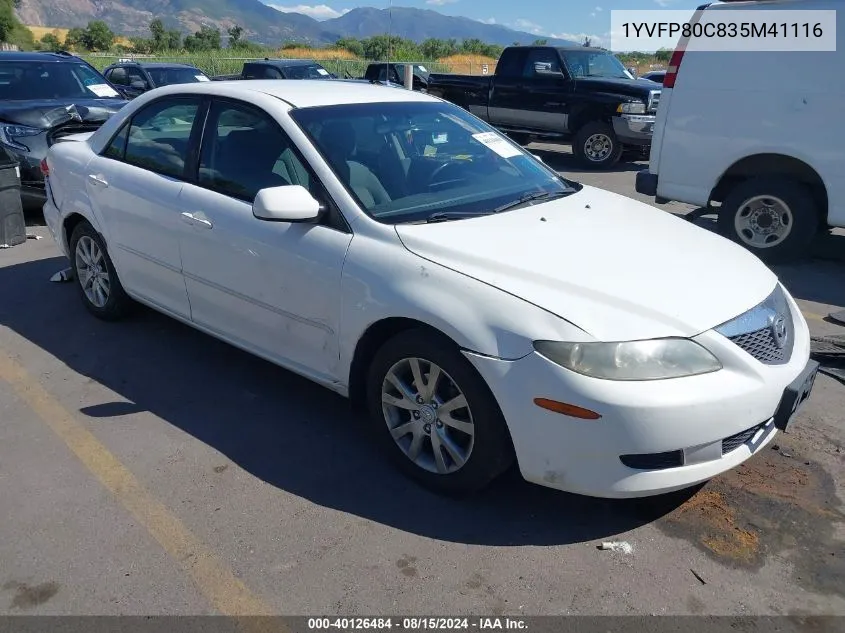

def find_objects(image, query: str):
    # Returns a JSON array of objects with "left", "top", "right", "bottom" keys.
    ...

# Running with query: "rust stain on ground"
[{"left": 656, "top": 440, "right": 844, "bottom": 596}]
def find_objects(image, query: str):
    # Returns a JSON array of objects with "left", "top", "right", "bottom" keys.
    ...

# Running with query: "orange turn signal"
[{"left": 533, "top": 398, "right": 602, "bottom": 420}]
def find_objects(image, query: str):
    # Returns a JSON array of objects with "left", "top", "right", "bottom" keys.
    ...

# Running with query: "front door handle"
[
  {"left": 87, "top": 173, "right": 108, "bottom": 187},
  {"left": 181, "top": 212, "right": 213, "bottom": 229}
]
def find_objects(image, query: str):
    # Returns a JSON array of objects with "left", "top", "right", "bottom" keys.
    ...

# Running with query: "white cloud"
[
  {"left": 480, "top": 17, "right": 496, "bottom": 24},
  {"left": 426, "top": 0, "right": 458, "bottom": 5},
  {"left": 654, "top": 0, "right": 678, "bottom": 6},
  {"left": 268, "top": 4, "right": 349, "bottom": 20},
  {"left": 596, "top": 6, "right": 603, "bottom": 11},
  {"left": 513, "top": 18, "right": 604, "bottom": 46}
]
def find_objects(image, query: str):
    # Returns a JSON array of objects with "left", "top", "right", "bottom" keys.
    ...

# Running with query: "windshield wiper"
[
  {"left": 492, "top": 190, "right": 572, "bottom": 214},
  {"left": 425, "top": 210, "right": 496, "bottom": 223}
]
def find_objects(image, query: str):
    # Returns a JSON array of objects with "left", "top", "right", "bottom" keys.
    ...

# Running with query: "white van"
[{"left": 636, "top": 0, "right": 843, "bottom": 263}]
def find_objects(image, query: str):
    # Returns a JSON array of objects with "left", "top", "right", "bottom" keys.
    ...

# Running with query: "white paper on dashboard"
[
  {"left": 472, "top": 132, "right": 522, "bottom": 158},
  {"left": 317, "top": 68, "right": 329, "bottom": 76},
  {"left": 195, "top": 75, "right": 210, "bottom": 81},
  {"left": 88, "top": 83, "right": 120, "bottom": 97}
]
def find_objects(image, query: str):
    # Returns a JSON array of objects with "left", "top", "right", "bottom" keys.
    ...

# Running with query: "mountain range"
[{"left": 15, "top": 0, "right": 580, "bottom": 48}]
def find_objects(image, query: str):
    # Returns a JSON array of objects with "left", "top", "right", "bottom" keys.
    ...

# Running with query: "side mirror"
[
  {"left": 253, "top": 185, "right": 323, "bottom": 223},
  {"left": 130, "top": 80, "right": 147, "bottom": 90},
  {"left": 534, "top": 62, "right": 562, "bottom": 77}
]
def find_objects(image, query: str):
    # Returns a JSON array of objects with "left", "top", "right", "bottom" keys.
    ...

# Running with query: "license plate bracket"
[{"left": 773, "top": 360, "right": 819, "bottom": 432}]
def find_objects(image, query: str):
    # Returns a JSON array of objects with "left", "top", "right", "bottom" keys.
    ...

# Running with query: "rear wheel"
[
  {"left": 365, "top": 329, "right": 515, "bottom": 495},
  {"left": 717, "top": 177, "right": 819, "bottom": 263},
  {"left": 69, "top": 220, "right": 133, "bottom": 320},
  {"left": 572, "top": 121, "right": 623, "bottom": 169}
]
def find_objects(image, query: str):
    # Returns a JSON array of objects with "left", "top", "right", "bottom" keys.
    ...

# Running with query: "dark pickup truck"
[
  {"left": 427, "top": 45, "right": 661, "bottom": 169},
  {"left": 213, "top": 58, "right": 336, "bottom": 81}
]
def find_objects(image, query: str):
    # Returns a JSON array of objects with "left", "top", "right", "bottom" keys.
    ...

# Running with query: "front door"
[
  {"left": 85, "top": 96, "right": 204, "bottom": 318},
  {"left": 177, "top": 98, "right": 353, "bottom": 379}
]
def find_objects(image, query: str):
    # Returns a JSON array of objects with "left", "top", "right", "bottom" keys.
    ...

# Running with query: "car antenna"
[{"left": 386, "top": 0, "right": 392, "bottom": 83}]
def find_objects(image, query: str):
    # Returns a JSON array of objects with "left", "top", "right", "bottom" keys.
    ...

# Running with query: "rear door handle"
[
  {"left": 181, "top": 212, "right": 213, "bottom": 229},
  {"left": 87, "top": 173, "right": 108, "bottom": 187}
]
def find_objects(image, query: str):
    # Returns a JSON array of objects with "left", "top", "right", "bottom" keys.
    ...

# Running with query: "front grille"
[
  {"left": 722, "top": 422, "right": 766, "bottom": 455},
  {"left": 47, "top": 122, "right": 103, "bottom": 146},
  {"left": 729, "top": 327, "right": 788, "bottom": 364},
  {"left": 648, "top": 89, "right": 661, "bottom": 113},
  {"left": 715, "top": 285, "right": 794, "bottom": 366},
  {"left": 620, "top": 450, "right": 684, "bottom": 470}
]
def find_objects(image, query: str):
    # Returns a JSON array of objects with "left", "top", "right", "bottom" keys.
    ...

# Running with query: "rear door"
[
  {"left": 488, "top": 48, "right": 529, "bottom": 128},
  {"left": 85, "top": 95, "right": 205, "bottom": 318}
]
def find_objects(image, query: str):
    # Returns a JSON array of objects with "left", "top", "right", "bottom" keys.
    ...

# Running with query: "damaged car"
[{"left": 0, "top": 51, "right": 128, "bottom": 208}]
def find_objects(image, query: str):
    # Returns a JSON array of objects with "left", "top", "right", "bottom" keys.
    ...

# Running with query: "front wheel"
[
  {"left": 365, "top": 329, "right": 515, "bottom": 495},
  {"left": 717, "top": 177, "right": 819, "bottom": 263},
  {"left": 572, "top": 121, "right": 623, "bottom": 169}
]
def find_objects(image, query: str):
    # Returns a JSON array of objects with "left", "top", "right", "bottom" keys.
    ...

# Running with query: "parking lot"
[{"left": 1, "top": 146, "right": 843, "bottom": 617}]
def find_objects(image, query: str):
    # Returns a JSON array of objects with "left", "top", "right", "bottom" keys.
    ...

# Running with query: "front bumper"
[
  {"left": 612, "top": 114, "right": 655, "bottom": 147},
  {"left": 463, "top": 296, "right": 812, "bottom": 499}
]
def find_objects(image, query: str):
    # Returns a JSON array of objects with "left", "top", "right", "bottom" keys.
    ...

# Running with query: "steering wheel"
[{"left": 427, "top": 161, "right": 471, "bottom": 191}]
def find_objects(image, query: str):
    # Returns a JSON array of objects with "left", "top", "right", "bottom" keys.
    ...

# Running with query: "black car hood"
[
  {"left": 0, "top": 98, "right": 128, "bottom": 129},
  {"left": 575, "top": 76, "right": 658, "bottom": 98}
]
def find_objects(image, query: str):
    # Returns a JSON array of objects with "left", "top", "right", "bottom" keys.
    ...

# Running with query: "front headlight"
[
  {"left": 0, "top": 124, "right": 42, "bottom": 151},
  {"left": 533, "top": 338, "right": 722, "bottom": 381},
  {"left": 617, "top": 101, "right": 647, "bottom": 114}
]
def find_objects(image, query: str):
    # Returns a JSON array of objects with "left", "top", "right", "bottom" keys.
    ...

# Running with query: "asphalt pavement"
[{"left": 1, "top": 147, "right": 843, "bottom": 617}]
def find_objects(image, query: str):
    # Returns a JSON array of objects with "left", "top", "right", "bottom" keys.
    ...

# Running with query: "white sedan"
[{"left": 42, "top": 79, "right": 818, "bottom": 498}]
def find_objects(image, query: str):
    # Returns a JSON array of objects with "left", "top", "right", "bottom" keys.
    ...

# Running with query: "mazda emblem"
[{"left": 771, "top": 314, "right": 788, "bottom": 349}]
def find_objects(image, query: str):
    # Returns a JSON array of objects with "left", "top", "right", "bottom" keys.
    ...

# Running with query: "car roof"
[
  {"left": 249, "top": 58, "right": 321, "bottom": 67},
  {"left": 0, "top": 51, "right": 83, "bottom": 62},
  {"left": 147, "top": 79, "right": 436, "bottom": 108},
  {"left": 124, "top": 62, "right": 201, "bottom": 69}
]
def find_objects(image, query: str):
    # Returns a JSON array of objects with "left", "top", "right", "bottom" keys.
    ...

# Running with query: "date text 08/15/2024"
[{"left": 307, "top": 617, "right": 528, "bottom": 630}]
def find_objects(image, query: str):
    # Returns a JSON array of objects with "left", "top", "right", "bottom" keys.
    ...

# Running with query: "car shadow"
[
  {"left": 0, "top": 255, "right": 698, "bottom": 547},
  {"left": 528, "top": 146, "right": 646, "bottom": 174},
  {"left": 684, "top": 211, "right": 845, "bottom": 308}
]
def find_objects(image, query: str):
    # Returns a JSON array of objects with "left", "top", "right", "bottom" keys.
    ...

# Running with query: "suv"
[
  {"left": 103, "top": 61, "right": 210, "bottom": 99},
  {"left": 636, "top": 0, "right": 843, "bottom": 262},
  {"left": 0, "top": 51, "right": 127, "bottom": 207}
]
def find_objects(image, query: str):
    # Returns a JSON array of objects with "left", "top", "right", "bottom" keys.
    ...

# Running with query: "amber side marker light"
[{"left": 534, "top": 398, "right": 602, "bottom": 420}]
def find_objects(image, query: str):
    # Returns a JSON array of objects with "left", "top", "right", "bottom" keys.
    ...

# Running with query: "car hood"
[
  {"left": 394, "top": 186, "right": 778, "bottom": 341},
  {"left": 0, "top": 98, "right": 127, "bottom": 129},
  {"left": 574, "top": 76, "right": 657, "bottom": 99}
]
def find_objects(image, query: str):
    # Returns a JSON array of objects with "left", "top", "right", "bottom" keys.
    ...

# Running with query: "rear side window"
[
  {"left": 103, "top": 123, "right": 129, "bottom": 160},
  {"left": 496, "top": 49, "right": 528, "bottom": 78},
  {"left": 122, "top": 97, "right": 202, "bottom": 179}
]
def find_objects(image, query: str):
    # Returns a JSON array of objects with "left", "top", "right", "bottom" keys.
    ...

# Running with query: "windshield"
[
  {"left": 290, "top": 101, "right": 575, "bottom": 224},
  {"left": 560, "top": 50, "right": 631, "bottom": 80},
  {"left": 147, "top": 67, "right": 209, "bottom": 86},
  {"left": 0, "top": 61, "right": 120, "bottom": 100},
  {"left": 286, "top": 64, "right": 332, "bottom": 79}
]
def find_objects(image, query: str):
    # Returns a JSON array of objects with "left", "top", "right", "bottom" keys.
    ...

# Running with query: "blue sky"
[{"left": 265, "top": 0, "right": 703, "bottom": 47}]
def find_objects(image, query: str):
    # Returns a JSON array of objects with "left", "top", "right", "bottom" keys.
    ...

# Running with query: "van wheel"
[
  {"left": 718, "top": 177, "right": 819, "bottom": 263},
  {"left": 573, "top": 121, "right": 623, "bottom": 169},
  {"left": 69, "top": 220, "right": 133, "bottom": 320},
  {"left": 365, "top": 329, "right": 515, "bottom": 496}
]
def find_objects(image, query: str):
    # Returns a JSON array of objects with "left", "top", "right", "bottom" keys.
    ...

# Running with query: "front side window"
[
  {"left": 0, "top": 61, "right": 121, "bottom": 100},
  {"left": 560, "top": 50, "right": 631, "bottom": 79},
  {"left": 146, "top": 67, "right": 209, "bottom": 86},
  {"left": 290, "top": 101, "right": 576, "bottom": 224},
  {"left": 123, "top": 97, "right": 201, "bottom": 178},
  {"left": 198, "top": 100, "right": 314, "bottom": 202}
]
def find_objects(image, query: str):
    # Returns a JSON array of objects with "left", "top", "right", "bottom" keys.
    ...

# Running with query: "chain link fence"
[{"left": 83, "top": 54, "right": 497, "bottom": 78}]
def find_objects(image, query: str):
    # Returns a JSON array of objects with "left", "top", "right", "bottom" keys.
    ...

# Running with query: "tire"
[
  {"left": 717, "top": 177, "right": 819, "bottom": 264},
  {"left": 69, "top": 220, "right": 133, "bottom": 320},
  {"left": 572, "top": 121, "right": 623, "bottom": 169},
  {"left": 365, "top": 329, "right": 515, "bottom": 496}
]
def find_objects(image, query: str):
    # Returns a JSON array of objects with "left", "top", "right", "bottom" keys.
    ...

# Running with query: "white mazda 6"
[{"left": 41, "top": 79, "right": 818, "bottom": 498}]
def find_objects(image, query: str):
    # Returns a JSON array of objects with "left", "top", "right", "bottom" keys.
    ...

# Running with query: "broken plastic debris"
[
  {"left": 598, "top": 541, "right": 633, "bottom": 554},
  {"left": 50, "top": 268, "right": 74, "bottom": 283}
]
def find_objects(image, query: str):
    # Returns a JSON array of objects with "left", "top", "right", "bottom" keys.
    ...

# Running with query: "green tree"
[
  {"left": 184, "top": 25, "right": 221, "bottom": 52},
  {"left": 654, "top": 47, "right": 672, "bottom": 62},
  {"left": 129, "top": 36, "right": 153, "bottom": 54},
  {"left": 64, "top": 27, "right": 86, "bottom": 49},
  {"left": 39, "top": 32, "right": 62, "bottom": 51},
  {"left": 420, "top": 38, "right": 454, "bottom": 60},
  {"left": 227, "top": 24, "right": 242, "bottom": 47},
  {"left": 533, "top": 38, "right": 548, "bottom": 45},
  {"left": 81, "top": 20, "right": 114, "bottom": 51},
  {"left": 336, "top": 37, "right": 364, "bottom": 57}
]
